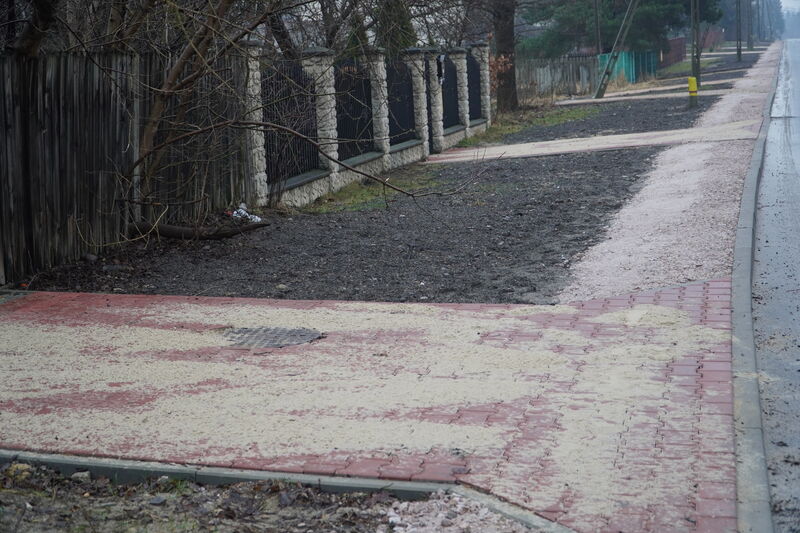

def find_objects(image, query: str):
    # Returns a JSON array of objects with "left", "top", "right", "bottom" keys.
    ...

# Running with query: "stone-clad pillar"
[
  {"left": 470, "top": 43, "right": 492, "bottom": 126},
  {"left": 242, "top": 42, "right": 268, "bottom": 205},
  {"left": 301, "top": 47, "right": 339, "bottom": 178},
  {"left": 448, "top": 47, "right": 470, "bottom": 130},
  {"left": 424, "top": 47, "right": 444, "bottom": 154},
  {"left": 401, "top": 48, "right": 429, "bottom": 157},
  {"left": 362, "top": 47, "right": 390, "bottom": 165}
]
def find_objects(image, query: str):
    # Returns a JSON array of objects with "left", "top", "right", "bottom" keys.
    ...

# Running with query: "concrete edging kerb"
[
  {"left": 0, "top": 449, "right": 577, "bottom": 533},
  {"left": 730, "top": 41, "right": 782, "bottom": 533}
]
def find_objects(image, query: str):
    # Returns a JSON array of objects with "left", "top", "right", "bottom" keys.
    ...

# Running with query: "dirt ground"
[
  {"left": 0, "top": 463, "right": 529, "bottom": 533},
  {"left": 656, "top": 47, "right": 761, "bottom": 81},
  {"left": 28, "top": 95, "right": 718, "bottom": 304},
  {"left": 503, "top": 96, "right": 718, "bottom": 144},
  {"left": 31, "top": 147, "right": 660, "bottom": 305}
]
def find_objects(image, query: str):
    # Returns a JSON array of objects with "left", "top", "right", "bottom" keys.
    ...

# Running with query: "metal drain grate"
[{"left": 223, "top": 327, "right": 322, "bottom": 348}]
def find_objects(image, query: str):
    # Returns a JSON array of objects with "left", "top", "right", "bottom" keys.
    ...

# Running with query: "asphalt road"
[{"left": 753, "top": 38, "right": 800, "bottom": 533}]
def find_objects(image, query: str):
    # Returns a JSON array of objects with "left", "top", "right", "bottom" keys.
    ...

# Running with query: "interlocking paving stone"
[{"left": 0, "top": 280, "right": 735, "bottom": 533}]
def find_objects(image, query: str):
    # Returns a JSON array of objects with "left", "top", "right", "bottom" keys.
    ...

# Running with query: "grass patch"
[
  {"left": 657, "top": 57, "right": 720, "bottom": 77},
  {"left": 303, "top": 165, "right": 441, "bottom": 214},
  {"left": 163, "top": 478, "right": 192, "bottom": 495},
  {"left": 456, "top": 106, "right": 600, "bottom": 148}
]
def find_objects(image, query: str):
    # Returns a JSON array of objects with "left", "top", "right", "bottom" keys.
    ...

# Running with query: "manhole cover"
[{"left": 223, "top": 327, "right": 322, "bottom": 348}]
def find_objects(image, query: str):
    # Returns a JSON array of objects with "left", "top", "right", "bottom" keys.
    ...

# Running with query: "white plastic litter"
[{"left": 231, "top": 203, "right": 262, "bottom": 223}]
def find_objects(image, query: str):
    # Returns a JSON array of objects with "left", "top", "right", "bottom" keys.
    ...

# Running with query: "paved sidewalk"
[
  {"left": 426, "top": 119, "right": 759, "bottom": 164},
  {"left": 0, "top": 281, "right": 736, "bottom": 532}
]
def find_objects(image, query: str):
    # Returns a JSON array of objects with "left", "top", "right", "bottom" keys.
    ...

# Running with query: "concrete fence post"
[
  {"left": 424, "top": 47, "right": 444, "bottom": 153},
  {"left": 301, "top": 47, "right": 339, "bottom": 180},
  {"left": 401, "top": 48, "right": 430, "bottom": 158},
  {"left": 361, "top": 47, "right": 390, "bottom": 170},
  {"left": 241, "top": 42, "right": 269, "bottom": 205},
  {"left": 447, "top": 47, "right": 470, "bottom": 131},
  {"left": 469, "top": 43, "right": 492, "bottom": 126}
]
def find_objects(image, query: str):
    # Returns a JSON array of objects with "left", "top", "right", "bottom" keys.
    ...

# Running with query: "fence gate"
[
  {"left": 467, "top": 54, "right": 482, "bottom": 120},
  {"left": 262, "top": 60, "right": 320, "bottom": 200},
  {"left": 441, "top": 55, "right": 460, "bottom": 129},
  {"left": 386, "top": 60, "right": 417, "bottom": 145},
  {"left": 334, "top": 58, "right": 374, "bottom": 160}
]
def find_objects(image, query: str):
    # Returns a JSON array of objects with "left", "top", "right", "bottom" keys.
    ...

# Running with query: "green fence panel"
[{"left": 598, "top": 51, "right": 658, "bottom": 83}]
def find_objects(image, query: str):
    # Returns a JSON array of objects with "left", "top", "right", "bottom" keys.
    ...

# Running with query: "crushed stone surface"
[{"left": 558, "top": 43, "right": 781, "bottom": 303}]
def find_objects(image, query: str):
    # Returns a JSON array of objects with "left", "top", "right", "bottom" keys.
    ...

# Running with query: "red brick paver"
[{"left": 0, "top": 280, "right": 735, "bottom": 532}]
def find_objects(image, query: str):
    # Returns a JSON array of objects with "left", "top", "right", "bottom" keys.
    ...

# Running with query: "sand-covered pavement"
[
  {"left": 1, "top": 282, "right": 735, "bottom": 532},
  {"left": 0, "top": 43, "right": 782, "bottom": 533}
]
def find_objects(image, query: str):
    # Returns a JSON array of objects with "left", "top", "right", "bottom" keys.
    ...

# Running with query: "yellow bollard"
[{"left": 688, "top": 76, "right": 698, "bottom": 108}]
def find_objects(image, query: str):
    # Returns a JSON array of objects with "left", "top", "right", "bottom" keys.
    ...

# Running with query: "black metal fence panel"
[
  {"left": 0, "top": 53, "right": 134, "bottom": 284},
  {"left": 441, "top": 55, "right": 460, "bottom": 129},
  {"left": 262, "top": 60, "right": 320, "bottom": 195},
  {"left": 385, "top": 60, "right": 417, "bottom": 145},
  {"left": 467, "top": 54, "right": 482, "bottom": 120},
  {"left": 335, "top": 58, "right": 374, "bottom": 160},
  {"left": 138, "top": 52, "right": 250, "bottom": 224}
]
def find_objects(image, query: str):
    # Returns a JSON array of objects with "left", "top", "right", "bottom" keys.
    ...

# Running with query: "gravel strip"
[
  {"left": 505, "top": 97, "right": 718, "bottom": 144},
  {"left": 558, "top": 43, "right": 780, "bottom": 303}
]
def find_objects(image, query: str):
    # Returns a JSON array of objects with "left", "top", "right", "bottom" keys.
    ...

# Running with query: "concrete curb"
[
  {"left": 452, "top": 486, "right": 579, "bottom": 533},
  {"left": 0, "top": 449, "right": 446, "bottom": 499},
  {"left": 0, "top": 449, "right": 577, "bottom": 531},
  {"left": 730, "top": 42, "right": 782, "bottom": 533}
]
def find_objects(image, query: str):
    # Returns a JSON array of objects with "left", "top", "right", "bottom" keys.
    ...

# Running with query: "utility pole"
[
  {"left": 737, "top": 0, "right": 742, "bottom": 61},
  {"left": 594, "top": 0, "right": 641, "bottom": 98},
  {"left": 594, "top": 0, "right": 602, "bottom": 55},
  {"left": 691, "top": 0, "right": 701, "bottom": 87},
  {"left": 755, "top": 0, "right": 761, "bottom": 42},
  {"left": 747, "top": 0, "right": 754, "bottom": 50},
  {"left": 766, "top": 0, "right": 773, "bottom": 39}
]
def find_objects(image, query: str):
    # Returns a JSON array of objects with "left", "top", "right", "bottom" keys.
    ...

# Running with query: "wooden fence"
[
  {"left": 660, "top": 37, "right": 687, "bottom": 68},
  {"left": 0, "top": 51, "right": 253, "bottom": 284},
  {"left": 516, "top": 55, "right": 598, "bottom": 103},
  {"left": 1, "top": 46, "right": 491, "bottom": 285},
  {"left": 0, "top": 53, "right": 135, "bottom": 285}
]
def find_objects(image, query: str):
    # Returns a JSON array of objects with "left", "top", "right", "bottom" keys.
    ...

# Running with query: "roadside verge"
[{"left": 730, "top": 41, "right": 783, "bottom": 533}]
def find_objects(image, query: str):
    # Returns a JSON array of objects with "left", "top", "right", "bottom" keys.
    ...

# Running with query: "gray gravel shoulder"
[{"left": 504, "top": 96, "right": 718, "bottom": 144}]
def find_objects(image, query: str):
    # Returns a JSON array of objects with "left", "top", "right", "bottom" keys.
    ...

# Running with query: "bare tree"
[
  {"left": 5, "top": 0, "right": 487, "bottom": 237},
  {"left": 13, "top": 0, "right": 60, "bottom": 56}
]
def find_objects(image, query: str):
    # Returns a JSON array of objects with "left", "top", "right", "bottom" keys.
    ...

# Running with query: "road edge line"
[{"left": 731, "top": 41, "right": 782, "bottom": 533}]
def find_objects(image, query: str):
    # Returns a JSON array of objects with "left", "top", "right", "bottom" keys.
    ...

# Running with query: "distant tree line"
[{"left": 518, "top": 0, "right": 724, "bottom": 58}]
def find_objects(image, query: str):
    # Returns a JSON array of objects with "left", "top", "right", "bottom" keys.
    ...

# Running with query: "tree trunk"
[
  {"left": 14, "top": 0, "right": 60, "bottom": 57},
  {"left": 137, "top": 0, "right": 236, "bottom": 208},
  {"left": 3, "top": 0, "right": 18, "bottom": 47},
  {"left": 268, "top": 10, "right": 298, "bottom": 60},
  {"left": 106, "top": 0, "right": 127, "bottom": 42},
  {"left": 493, "top": 0, "right": 518, "bottom": 112}
]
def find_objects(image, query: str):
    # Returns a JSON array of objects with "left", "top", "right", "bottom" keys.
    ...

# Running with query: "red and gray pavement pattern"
[{"left": 0, "top": 281, "right": 735, "bottom": 532}]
